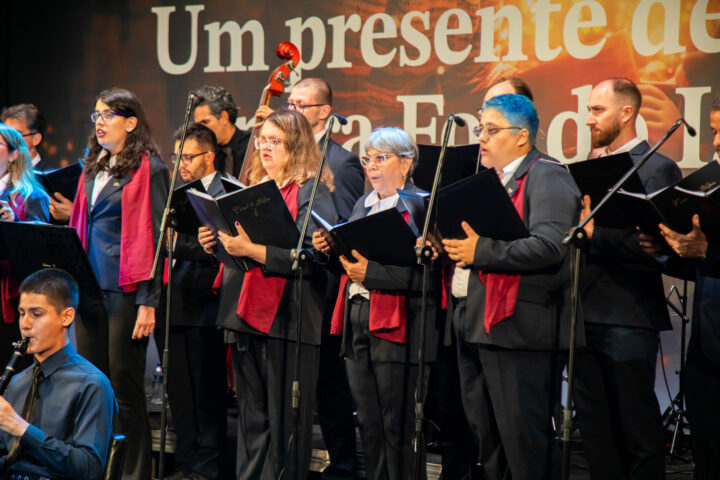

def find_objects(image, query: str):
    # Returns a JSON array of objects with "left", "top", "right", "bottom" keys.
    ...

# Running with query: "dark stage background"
[{"left": 2, "top": 0, "right": 719, "bottom": 170}]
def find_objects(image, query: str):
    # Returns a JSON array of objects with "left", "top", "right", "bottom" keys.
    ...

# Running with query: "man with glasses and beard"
[{"left": 574, "top": 78, "right": 681, "bottom": 480}]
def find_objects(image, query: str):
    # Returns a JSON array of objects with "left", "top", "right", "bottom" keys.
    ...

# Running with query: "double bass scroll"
[{"left": 238, "top": 41, "right": 300, "bottom": 184}]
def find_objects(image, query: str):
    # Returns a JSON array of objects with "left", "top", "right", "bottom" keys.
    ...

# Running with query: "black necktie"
[
  {"left": 223, "top": 146, "right": 234, "bottom": 177},
  {"left": 3, "top": 364, "right": 44, "bottom": 467}
]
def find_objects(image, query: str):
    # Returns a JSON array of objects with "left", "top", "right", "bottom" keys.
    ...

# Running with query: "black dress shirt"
[
  {"left": 0, "top": 343, "right": 117, "bottom": 480},
  {"left": 214, "top": 127, "right": 251, "bottom": 179}
]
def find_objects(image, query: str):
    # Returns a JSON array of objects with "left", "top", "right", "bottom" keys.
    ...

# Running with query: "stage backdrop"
[{"left": 1, "top": 0, "right": 720, "bottom": 170}]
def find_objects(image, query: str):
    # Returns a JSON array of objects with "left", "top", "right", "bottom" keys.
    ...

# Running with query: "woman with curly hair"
[{"left": 68, "top": 87, "right": 169, "bottom": 480}]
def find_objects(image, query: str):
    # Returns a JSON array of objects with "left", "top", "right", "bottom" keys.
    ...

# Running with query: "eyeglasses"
[
  {"left": 0, "top": 142, "right": 7, "bottom": 148},
  {"left": 90, "top": 110, "right": 128, "bottom": 123},
  {"left": 473, "top": 125, "right": 522, "bottom": 138},
  {"left": 359, "top": 153, "right": 394, "bottom": 168},
  {"left": 169, "top": 151, "right": 211, "bottom": 165},
  {"left": 254, "top": 137, "right": 284, "bottom": 151},
  {"left": 21, "top": 132, "right": 38, "bottom": 138},
  {"left": 282, "top": 101, "right": 325, "bottom": 113}
]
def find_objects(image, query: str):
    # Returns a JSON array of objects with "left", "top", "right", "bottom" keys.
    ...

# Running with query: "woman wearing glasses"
[
  {"left": 67, "top": 87, "right": 169, "bottom": 480},
  {"left": 0, "top": 122, "right": 50, "bottom": 376},
  {"left": 199, "top": 109, "right": 336, "bottom": 479},
  {"left": 312, "top": 127, "right": 440, "bottom": 480}
]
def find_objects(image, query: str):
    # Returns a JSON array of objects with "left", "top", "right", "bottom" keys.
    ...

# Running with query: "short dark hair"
[
  {"left": 712, "top": 97, "right": 720, "bottom": 113},
  {"left": 609, "top": 78, "right": 642, "bottom": 118},
  {"left": 193, "top": 85, "right": 238, "bottom": 124},
  {"left": 172, "top": 123, "right": 218, "bottom": 152},
  {"left": 493, "top": 77, "right": 534, "bottom": 102},
  {"left": 19, "top": 268, "right": 79, "bottom": 312},
  {"left": 0, "top": 103, "right": 46, "bottom": 137},
  {"left": 294, "top": 78, "right": 333, "bottom": 106}
]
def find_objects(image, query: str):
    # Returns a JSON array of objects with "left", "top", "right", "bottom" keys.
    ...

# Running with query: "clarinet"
[{"left": 0, "top": 338, "right": 30, "bottom": 396}]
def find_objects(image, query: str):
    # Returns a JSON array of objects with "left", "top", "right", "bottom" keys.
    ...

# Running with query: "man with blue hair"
[{"left": 443, "top": 94, "right": 581, "bottom": 480}]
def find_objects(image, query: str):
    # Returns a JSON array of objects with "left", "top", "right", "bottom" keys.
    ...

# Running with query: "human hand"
[
  {"left": 659, "top": 214, "right": 708, "bottom": 259},
  {"left": 441, "top": 222, "right": 479, "bottom": 267},
  {"left": 49, "top": 192, "right": 73, "bottom": 221},
  {"left": 339, "top": 250, "right": 369, "bottom": 283}
]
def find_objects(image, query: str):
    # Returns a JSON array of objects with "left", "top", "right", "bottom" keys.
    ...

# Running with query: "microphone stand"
[
  {"left": 149, "top": 91, "right": 197, "bottom": 480},
  {"left": 559, "top": 119, "right": 690, "bottom": 480},
  {"left": 413, "top": 114, "right": 465, "bottom": 480},
  {"left": 288, "top": 114, "right": 344, "bottom": 478}
]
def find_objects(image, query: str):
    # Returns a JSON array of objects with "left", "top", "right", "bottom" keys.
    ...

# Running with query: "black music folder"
[
  {"left": 564, "top": 152, "right": 646, "bottom": 229},
  {"left": 170, "top": 179, "right": 205, "bottom": 236},
  {"left": 435, "top": 169, "right": 529, "bottom": 241},
  {"left": 221, "top": 176, "right": 247, "bottom": 193},
  {"left": 617, "top": 160, "right": 720, "bottom": 239},
  {"left": 413, "top": 143, "right": 482, "bottom": 192},
  {"left": 0, "top": 222, "right": 102, "bottom": 302},
  {"left": 311, "top": 208, "right": 418, "bottom": 267},
  {"left": 35, "top": 162, "right": 83, "bottom": 201},
  {"left": 186, "top": 180, "right": 299, "bottom": 270}
]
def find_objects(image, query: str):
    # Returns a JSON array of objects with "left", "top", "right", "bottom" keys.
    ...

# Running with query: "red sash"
[
  {"left": 478, "top": 174, "right": 527, "bottom": 333},
  {"left": 69, "top": 154, "right": 155, "bottom": 292},
  {"left": 236, "top": 182, "right": 299, "bottom": 334},
  {"left": 330, "top": 210, "right": 410, "bottom": 344},
  {"left": 1, "top": 194, "right": 25, "bottom": 323}
]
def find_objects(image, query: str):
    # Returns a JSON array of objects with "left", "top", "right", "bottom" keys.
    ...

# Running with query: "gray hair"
[{"left": 363, "top": 127, "right": 418, "bottom": 174}]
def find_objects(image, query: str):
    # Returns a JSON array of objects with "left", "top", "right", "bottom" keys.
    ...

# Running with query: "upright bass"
[{"left": 238, "top": 41, "right": 300, "bottom": 184}]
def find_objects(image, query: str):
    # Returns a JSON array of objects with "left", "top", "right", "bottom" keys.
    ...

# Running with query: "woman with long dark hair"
[
  {"left": 68, "top": 87, "right": 169, "bottom": 480},
  {"left": 199, "top": 109, "right": 337, "bottom": 479}
]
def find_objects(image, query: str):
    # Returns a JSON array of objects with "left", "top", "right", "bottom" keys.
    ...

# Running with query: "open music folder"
[{"left": 186, "top": 180, "right": 299, "bottom": 271}]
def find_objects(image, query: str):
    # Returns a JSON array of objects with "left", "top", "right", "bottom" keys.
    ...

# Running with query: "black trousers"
[
  {"left": 426, "top": 339, "right": 477, "bottom": 480},
  {"left": 77, "top": 292, "right": 152, "bottom": 480},
  {"left": 344, "top": 297, "right": 428, "bottom": 480},
  {"left": 153, "top": 323, "right": 227, "bottom": 479},
  {"left": 230, "top": 335, "right": 319, "bottom": 480},
  {"left": 456, "top": 339, "right": 558, "bottom": 480},
  {"left": 573, "top": 324, "right": 665, "bottom": 480},
  {"left": 685, "top": 345, "right": 720, "bottom": 480},
  {"left": 317, "top": 307, "right": 356, "bottom": 479}
]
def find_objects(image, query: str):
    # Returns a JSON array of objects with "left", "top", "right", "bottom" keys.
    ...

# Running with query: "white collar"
[
  {"left": 606, "top": 137, "right": 643, "bottom": 156},
  {"left": 314, "top": 129, "right": 326, "bottom": 144},
  {"left": 500, "top": 155, "right": 526, "bottom": 186},
  {"left": 201, "top": 171, "right": 217, "bottom": 191},
  {"left": 31, "top": 153, "right": 42, "bottom": 167},
  {"left": 364, "top": 189, "right": 400, "bottom": 211}
]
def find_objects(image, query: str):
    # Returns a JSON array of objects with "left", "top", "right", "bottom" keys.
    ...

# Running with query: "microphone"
[
  {"left": 332, "top": 113, "right": 348, "bottom": 125},
  {"left": 449, "top": 113, "right": 466, "bottom": 127},
  {"left": 189, "top": 91, "right": 204, "bottom": 102},
  {"left": 679, "top": 118, "right": 697, "bottom": 137}
]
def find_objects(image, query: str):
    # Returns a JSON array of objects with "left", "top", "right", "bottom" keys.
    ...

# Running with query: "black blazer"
[
  {"left": 168, "top": 172, "right": 227, "bottom": 328},
  {"left": 0, "top": 186, "right": 49, "bottom": 223},
  {"left": 216, "top": 180, "right": 338, "bottom": 346},
  {"left": 580, "top": 141, "right": 682, "bottom": 331},
  {"left": 83, "top": 154, "right": 169, "bottom": 307},
  {"left": 33, "top": 155, "right": 52, "bottom": 172},
  {"left": 689, "top": 243, "right": 720, "bottom": 363},
  {"left": 320, "top": 135, "right": 365, "bottom": 222},
  {"left": 331, "top": 181, "right": 442, "bottom": 364},
  {"left": 457, "top": 149, "right": 582, "bottom": 351}
]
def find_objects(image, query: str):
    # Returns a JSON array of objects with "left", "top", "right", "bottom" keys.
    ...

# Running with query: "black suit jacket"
[
  {"left": 0, "top": 186, "right": 49, "bottom": 223},
  {"left": 33, "top": 155, "right": 52, "bottom": 172},
  {"left": 457, "top": 149, "right": 582, "bottom": 351},
  {"left": 580, "top": 140, "right": 682, "bottom": 331},
  {"left": 320, "top": 135, "right": 365, "bottom": 222},
  {"left": 168, "top": 172, "right": 227, "bottom": 327},
  {"left": 214, "top": 127, "right": 251, "bottom": 179},
  {"left": 689, "top": 243, "right": 720, "bottom": 363},
  {"left": 332, "top": 181, "right": 442, "bottom": 364},
  {"left": 216, "top": 180, "right": 338, "bottom": 345},
  {"left": 83, "top": 154, "right": 169, "bottom": 308}
]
